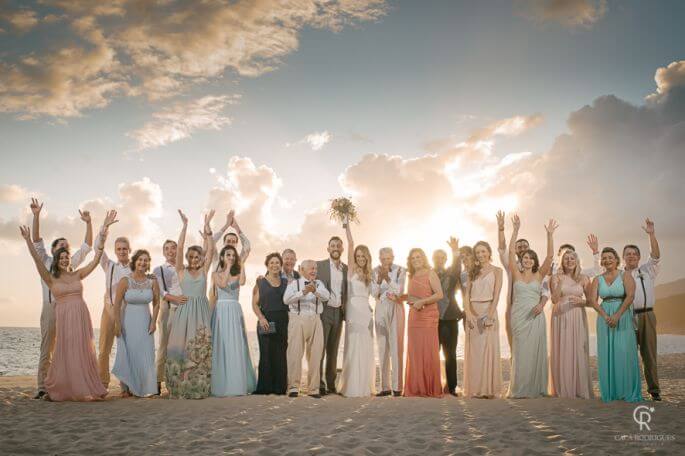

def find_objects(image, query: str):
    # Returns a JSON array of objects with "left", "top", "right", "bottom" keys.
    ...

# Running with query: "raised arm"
[
  {"left": 497, "top": 210, "right": 506, "bottom": 252},
  {"left": 233, "top": 219, "right": 251, "bottom": 261},
  {"left": 643, "top": 218, "right": 660, "bottom": 260},
  {"left": 20, "top": 226, "right": 53, "bottom": 286},
  {"left": 508, "top": 214, "right": 521, "bottom": 279},
  {"left": 212, "top": 210, "right": 234, "bottom": 244},
  {"left": 79, "top": 209, "right": 93, "bottom": 247},
  {"left": 447, "top": 236, "right": 461, "bottom": 279},
  {"left": 538, "top": 219, "right": 558, "bottom": 277},
  {"left": 201, "top": 210, "right": 216, "bottom": 275},
  {"left": 176, "top": 210, "right": 188, "bottom": 274},
  {"left": 345, "top": 222, "right": 354, "bottom": 268},
  {"left": 77, "top": 211, "right": 118, "bottom": 279},
  {"left": 30, "top": 198, "right": 43, "bottom": 242}
]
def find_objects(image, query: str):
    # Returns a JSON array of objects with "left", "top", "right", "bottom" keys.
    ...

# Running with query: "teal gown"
[{"left": 596, "top": 273, "right": 642, "bottom": 402}]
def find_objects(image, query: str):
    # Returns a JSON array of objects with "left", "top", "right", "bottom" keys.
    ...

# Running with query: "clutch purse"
[{"left": 258, "top": 321, "right": 277, "bottom": 335}]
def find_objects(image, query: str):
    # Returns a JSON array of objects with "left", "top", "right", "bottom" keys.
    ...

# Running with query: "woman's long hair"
[
  {"left": 352, "top": 245, "right": 373, "bottom": 286},
  {"left": 218, "top": 245, "right": 241, "bottom": 276},
  {"left": 407, "top": 248, "right": 429, "bottom": 277},
  {"left": 50, "top": 247, "right": 71, "bottom": 278},
  {"left": 559, "top": 249, "right": 582, "bottom": 283},
  {"left": 469, "top": 241, "right": 492, "bottom": 281}
]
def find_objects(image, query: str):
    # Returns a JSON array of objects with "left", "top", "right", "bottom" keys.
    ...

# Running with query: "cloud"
[
  {"left": 0, "top": 0, "right": 387, "bottom": 119},
  {"left": 467, "top": 114, "right": 544, "bottom": 143},
  {"left": 518, "top": 0, "right": 607, "bottom": 28},
  {"left": 0, "top": 184, "right": 27, "bottom": 203},
  {"left": 646, "top": 60, "right": 685, "bottom": 104},
  {"left": 287, "top": 131, "right": 333, "bottom": 151},
  {"left": 0, "top": 8, "right": 39, "bottom": 32},
  {"left": 127, "top": 95, "right": 239, "bottom": 151}
]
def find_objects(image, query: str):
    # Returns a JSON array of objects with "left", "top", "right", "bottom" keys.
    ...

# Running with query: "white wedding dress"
[{"left": 338, "top": 273, "right": 376, "bottom": 397}]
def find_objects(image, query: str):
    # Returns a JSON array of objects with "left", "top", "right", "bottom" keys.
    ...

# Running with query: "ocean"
[{"left": 2, "top": 326, "right": 684, "bottom": 377}]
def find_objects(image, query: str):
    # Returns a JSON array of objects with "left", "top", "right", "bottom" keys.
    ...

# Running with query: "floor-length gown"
[
  {"left": 44, "top": 278, "right": 107, "bottom": 401},
  {"left": 549, "top": 275, "right": 593, "bottom": 399},
  {"left": 164, "top": 272, "right": 212, "bottom": 399},
  {"left": 211, "top": 279, "right": 257, "bottom": 396},
  {"left": 255, "top": 277, "right": 289, "bottom": 395},
  {"left": 508, "top": 280, "right": 548, "bottom": 398},
  {"left": 338, "top": 274, "right": 375, "bottom": 397},
  {"left": 404, "top": 272, "right": 443, "bottom": 397},
  {"left": 464, "top": 270, "right": 502, "bottom": 398},
  {"left": 112, "top": 277, "right": 157, "bottom": 397},
  {"left": 597, "top": 273, "right": 642, "bottom": 402}
]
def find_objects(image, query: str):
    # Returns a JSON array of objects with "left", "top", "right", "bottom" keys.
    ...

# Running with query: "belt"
[{"left": 634, "top": 308, "right": 653, "bottom": 314}]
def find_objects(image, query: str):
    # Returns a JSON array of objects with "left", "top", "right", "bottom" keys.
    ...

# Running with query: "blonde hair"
[
  {"left": 353, "top": 245, "right": 373, "bottom": 286},
  {"left": 560, "top": 249, "right": 582, "bottom": 283},
  {"left": 407, "top": 248, "right": 430, "bottom": 277}
]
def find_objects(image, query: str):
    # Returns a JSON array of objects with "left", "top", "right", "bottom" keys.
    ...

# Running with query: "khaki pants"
[
  {"left": 287, "top": 313, "right": 324, "bottom": 394},
  {"left": 36, "top": 300, "right": 56, "bottom": 392},
  {"left": 98, "top": 302, "right": 116, "bottom": 388},
  {"left": 636, "top": 311, "right": 660, "bottom": 395},
  {"left": 375, "top": 300, "right": 405, "bottom": 392},
  {"left": 156, "top": 303, "right": 176, "bottom": 382}
]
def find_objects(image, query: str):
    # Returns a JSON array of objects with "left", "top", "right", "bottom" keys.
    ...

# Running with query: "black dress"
[{"left": 254, "top": 277, "right": 289, "bottom": 394}]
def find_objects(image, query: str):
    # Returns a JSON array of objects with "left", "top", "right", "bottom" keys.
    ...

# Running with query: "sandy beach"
[{"left": 1, "top": 355, "right": 682, "bottom": 455}]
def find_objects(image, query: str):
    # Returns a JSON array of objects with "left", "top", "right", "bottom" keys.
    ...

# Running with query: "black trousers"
[
  {"left": 320, "top": 306, "right": 343, "bottom": 392},
  {"left": 255, "top": 311, "right": 289, "bottom": 395},
  {"left": 439, "top": 319, "right": 459, "bottom": 393}
]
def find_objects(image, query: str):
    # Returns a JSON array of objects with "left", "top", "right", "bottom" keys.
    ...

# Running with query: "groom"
[{"left": 317, "top": 236, "right": 348, "bottom": 395}]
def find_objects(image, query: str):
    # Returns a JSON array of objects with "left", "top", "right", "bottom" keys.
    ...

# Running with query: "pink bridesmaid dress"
[
  {"left": 404, "top": 272, "right": 443, "bottom": 397},
  {"left": 44, "top": 279, "right": 107, "bottom": 401}
]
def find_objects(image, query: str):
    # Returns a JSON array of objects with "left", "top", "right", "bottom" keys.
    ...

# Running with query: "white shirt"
[
  {"left": 627, "top": 256, "right": 660, "bottom": 311},
  {"left": 328, "top": 259, "right": 344, "bottom": 308},
  {"left": 283, "top": 278, "right": 330, "bottom": 316},
  {"left": 371, "top": 264, "right": 406, "bottom": 304},
  {"left": 212, "top": 230, "right": 251, "bottom": 266},
  {"left": 34, "top": 240, "right": 91, "bottom": 303},
  {"left": 99, "top": 248, "right": 131, "bottom": 307},
  {"left": 153, "top": 262, "right": 182, "bottom": 303}
]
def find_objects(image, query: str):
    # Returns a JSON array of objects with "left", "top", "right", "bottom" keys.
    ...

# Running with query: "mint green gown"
[{"left": 596, "top": 273, "right": 642, "bottom": 402}]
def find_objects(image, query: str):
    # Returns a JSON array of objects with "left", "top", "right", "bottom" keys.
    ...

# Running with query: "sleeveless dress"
[
  {"left": 255, "top": 277, "right": 289, "bottom": 395},
  {"left": 464, "top": 270, "right": 502, "bottom": 398},
  {"left": 211, "top": 279, "right": 257, "bottom": 396},
  {"left": 404, "top": 272, "right": 443, "bottom": 397},
  {"left": 45, "top": 278, "right": 107, "bottom": 401},
  {"left": 338, "top": 273, "right": 375, "bottom": 397},
  {"left": 549, "top": 275, "right": 593, "bottom": 399},
  {"left": 164, "top": 271, "right": 212, "bottom": 399},
  {"left": 112, "top": 277, "right": 157, "bottom": 397},
  {"left": 597, "top": 273, "right": 642, "bottom": 402},
  {"left": 508, "top": 280, "right": 548, "bottom": 398}
]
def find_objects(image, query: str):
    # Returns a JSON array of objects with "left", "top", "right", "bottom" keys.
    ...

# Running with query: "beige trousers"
[
  {"left": 156, "top": 303, "right": 176, "bottom": 382},
  {"left": 97, "top": 302, "right": 116, "bottom": 388},
  {"left": 287, "top": 313, "right": 324, "bottom": 394},
  {"left": 36, "top": 300, "right": 57, "bottom": 391},
  {"left": 636, "top": 311, "right": 660, "bottom": 395}
]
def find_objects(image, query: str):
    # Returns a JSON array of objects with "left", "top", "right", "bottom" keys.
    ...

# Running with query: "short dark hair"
[
  {"left": 328, "top": 236, "right": 343, "bottom": 246},
  {"left": 559, "top": 243, "right": 575, "bottom": 252},
  {"left": 623, "top": 244, "right": 641, "bottom": 256},
  {"left": 51, "top": 237, "right": 67, "bottom": 251},
  {"left": 162, "top": 239, "right": 176, "bottom": 249},
  {"left": 521, "top": 249, "right": 540, "bottom": 273},
  {"left": 223, "top": 232, "right": 239, "bottom": 244},
  {"left": 515, "top": 238, "right": 529, "bottom": 246},
  {"left": 265, "top": 252, "right": 283, "bottom": 268},
  {"left": 131, "top": 249, "right": 151, "bottom": 272}
]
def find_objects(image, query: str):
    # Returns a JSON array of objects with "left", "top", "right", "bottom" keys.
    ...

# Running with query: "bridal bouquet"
[{"left": 329, "top": 197, "right": 359, "bottom": 227}]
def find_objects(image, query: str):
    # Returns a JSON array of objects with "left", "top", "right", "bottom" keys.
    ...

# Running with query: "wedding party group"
[{"left": 19, "top": 197, "right": 662, "bottom": 404}]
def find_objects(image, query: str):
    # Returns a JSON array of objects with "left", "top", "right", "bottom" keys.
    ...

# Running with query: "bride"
[{"left": 338, "top": 221, "right": 376, "bottom": 397}]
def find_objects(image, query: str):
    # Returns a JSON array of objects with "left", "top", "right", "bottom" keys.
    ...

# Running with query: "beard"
[{"left": 329, "top": 250, "right": 341, "bottom": 260}]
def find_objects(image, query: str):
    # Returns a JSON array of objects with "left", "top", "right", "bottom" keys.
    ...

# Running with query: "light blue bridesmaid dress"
[
  {"left": 211, "top": 280, "right": 256, "bottom": 396},
  {"left": 112, "top": 277, "right": 157, "bottom": 397},
  {"left": 508, "top": 280, "right": 548, "bottom": 398},
  {"left": 596, "top": 273, "right": 642, "bottom": 402}
]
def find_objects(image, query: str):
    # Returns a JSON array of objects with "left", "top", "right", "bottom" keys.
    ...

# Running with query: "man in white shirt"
[
  {"left": 96, "top": 224, "right": 131, "bottom": 389},
  {"left": 152, "top": 239, "right": 188, "bottom": 395},
  {"left": 212, "top": 210, "right": 251, "bottom": 265},
  {"left": 624, "top": 218, "right": 662, "bottom": 401},
  {"left": 283, "top": 260, "right": 330, "bottom": 398},
  {"left": 371, "top": 247, "right": 406, "bottom": 397},
  {"left": 29, "top": 198, "right": 93, "bottom": 399},
  {"left": 316, "top": 236, "right": 348, "bottom": 395}
]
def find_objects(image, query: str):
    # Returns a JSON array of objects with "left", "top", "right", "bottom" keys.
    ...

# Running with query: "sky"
[{"left": 1, "top": 0, "right": 684, "bottom": 328}]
